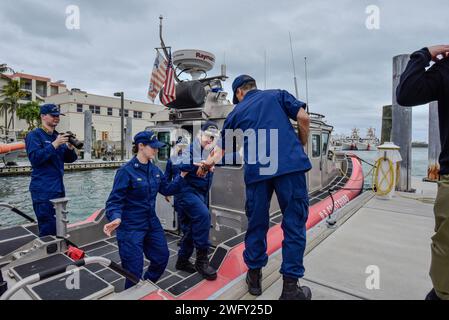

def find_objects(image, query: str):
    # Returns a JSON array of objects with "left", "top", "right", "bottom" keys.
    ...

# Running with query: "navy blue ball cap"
[
  {"left": 232, "top": 74, "right": 256, "bottom": 104},
  {"left": 40, "top": 103, "right": 64, "bottom": 116},
  {"left": 201, "top": 120, "right": 219, "bottom": 137},
  {"left": 133, "top": 130, "right": 166, "bottom": 149}
]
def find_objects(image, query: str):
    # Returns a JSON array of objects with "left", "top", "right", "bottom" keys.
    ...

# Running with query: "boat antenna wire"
[
  {"left": 304, "top": 57, "right": 309, "bottom": 113},
  {"left": 288, "top": 32, "right": 299, "bottom": 99}
]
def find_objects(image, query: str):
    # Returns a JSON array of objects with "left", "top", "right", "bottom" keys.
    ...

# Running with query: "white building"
[
  {"left": 45, "top": 89, "right": 164, "bottom": 142},
  {"left": 0, "top": 72, "right": 68, "bottom": 133}
]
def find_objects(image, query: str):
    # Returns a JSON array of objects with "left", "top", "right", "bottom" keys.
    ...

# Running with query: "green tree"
[
  {"left": 0, "top": 79, "right": 27, "bottom": 130},
  {"left": 17, "top": 101, "right": 41, "bottom": 131}
]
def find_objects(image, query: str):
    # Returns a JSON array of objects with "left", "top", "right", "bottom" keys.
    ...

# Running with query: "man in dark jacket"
[
  {"left": 25, "top": 104, "right": 77, "bottom": 236},
  {"left": 396, "top": 45, "right": 449, "bottom": 300}
]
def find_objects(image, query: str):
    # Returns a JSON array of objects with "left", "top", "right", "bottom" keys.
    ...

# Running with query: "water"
[
  {"left": 0, "top": 169, "right": 117, "bottom": 227},
  {"left": 0, "top": 148, "right": 429, "bottom": 228},
  {"left": 352, "top": 148, "right": 428, "bottom": 189}
]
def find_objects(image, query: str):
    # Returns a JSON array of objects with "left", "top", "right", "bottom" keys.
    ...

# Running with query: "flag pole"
[{"left": 159, "top": 15, "right": 180, "bottom": 83}]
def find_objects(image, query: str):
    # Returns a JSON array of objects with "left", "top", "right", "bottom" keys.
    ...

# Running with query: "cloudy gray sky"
[{"left": 1, "top": 0, "right": 447, "bottom": 141}]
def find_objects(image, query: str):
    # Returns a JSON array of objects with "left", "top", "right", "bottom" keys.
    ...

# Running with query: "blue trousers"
[
  {"left": 244, "top": 171, "right": 309, "bottom": 279},
  {"left": 31, "top": 192, "right": 64, "bottom": 237},
  {"left": 176, "top": 191, "right": 211, "bottom": 260},
  {"left": 116, "top": 216, "right": 169, "bottom": 289}
]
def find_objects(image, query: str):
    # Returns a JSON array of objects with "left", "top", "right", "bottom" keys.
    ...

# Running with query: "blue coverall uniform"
[
  {"left": 175, "top": 139, "right": 214, "bottom": 261},
  {"left": 25, "top": 128, "right": 77, "bottom": 236},
  {"left": 220, "top": 89, "right": 312, "bottom": 279},
  {"left": 105, "top": 156, "right": 185, "bottom": 289}
]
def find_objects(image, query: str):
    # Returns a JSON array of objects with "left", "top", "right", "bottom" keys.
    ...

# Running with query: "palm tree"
[
  {"left": 16, "top": 101, "right": 41, "bottom": 131},
  {"left": 0, "top": 79, "right": 27, "bottom": 130}
]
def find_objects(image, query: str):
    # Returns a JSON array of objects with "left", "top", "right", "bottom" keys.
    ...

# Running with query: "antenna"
[
  {"left": 304, "top": 56, "right": 309, "bottom": 113},
  {"left": 289, "top": 32, "right": 299, "bottom": 99},
  {"left": 158, "top": 15, "right": 180, "bottom": 83}
]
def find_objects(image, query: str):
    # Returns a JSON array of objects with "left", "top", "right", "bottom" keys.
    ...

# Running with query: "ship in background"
[{"left": 334, "top": 127, "right": 379, "bottom": 151}]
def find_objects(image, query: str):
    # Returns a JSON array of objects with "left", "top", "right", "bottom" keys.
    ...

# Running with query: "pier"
[
  {"left": 0, "top": 160, "right": 126, "bottom": 177},
  {"left": 212, "top": 177, "right": 437, "bottom": 300}
]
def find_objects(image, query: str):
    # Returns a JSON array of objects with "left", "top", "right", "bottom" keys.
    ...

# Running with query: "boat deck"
[
  {"left": 254, "top": 177, "right": 436, "bottom": 300},
  {"left": 1, "top": 156, "right": 357, "bottom": 300}
]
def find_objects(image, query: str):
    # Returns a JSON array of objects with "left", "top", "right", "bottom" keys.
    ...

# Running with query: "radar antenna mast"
[{"left": 158, "top": 15, "right": 181, "bottom": 83}]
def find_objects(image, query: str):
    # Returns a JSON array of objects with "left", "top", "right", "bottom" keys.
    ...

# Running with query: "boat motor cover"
[{"left": 161, "top": 80, "right": 206, "bottom": 109}]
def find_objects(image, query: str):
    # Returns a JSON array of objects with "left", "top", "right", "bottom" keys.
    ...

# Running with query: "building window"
[
  {"left": 119, "top": 109, "right": 129, "bottom": 117},
  {"left": 133, "top": 111, "right": 142, "bottom": 119},
  {"left": 77, "top": 104, "right": 83, "bottom": 112},
  {"left": 50, "top": 86, "right": 58, "bottom": 96},
  {"left": 89, "top": 105, "right": 101, "bottom": 114},
  {"left": 107, "top": 107, "right": 113, "bottom": 116}
]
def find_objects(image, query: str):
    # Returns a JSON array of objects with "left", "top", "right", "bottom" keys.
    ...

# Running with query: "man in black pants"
[{"left": 396, "top": 44, "right": 449, "bottom": 300}]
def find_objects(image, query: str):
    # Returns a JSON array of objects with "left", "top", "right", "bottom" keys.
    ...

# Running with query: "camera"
[{"left": 63, "top": 131, "right": 84, "bottom": 149}]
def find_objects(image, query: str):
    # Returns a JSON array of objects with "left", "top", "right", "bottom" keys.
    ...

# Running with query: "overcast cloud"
[{"left": 1, "top": 0, "right": 448, "bottom": 141}]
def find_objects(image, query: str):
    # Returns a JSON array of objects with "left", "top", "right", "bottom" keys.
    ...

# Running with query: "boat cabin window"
[
  {"left": 157, "top": 131, "right": 171, "bottom": 162},
  {"left": 322, "top": 132, "right": 330, "bottom": 154},
  {"left": 312, "top": 134, "right": 321, "bottom": 158}
]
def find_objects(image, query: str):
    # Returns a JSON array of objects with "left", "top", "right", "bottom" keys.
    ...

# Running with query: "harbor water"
[{"left": 0, "top": 148, "right": 430, "bottom": 228}]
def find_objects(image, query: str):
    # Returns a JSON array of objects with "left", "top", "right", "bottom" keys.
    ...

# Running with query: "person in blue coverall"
[
  {"left": 197, "top": 75, "right": 312, "bottom": 299},
  {"left": 173, "top": 121, "right": 220, "bottom": 280},
  {"left": 25, "top": 104, "right": 78, "bottom": 237},
  {"left": 163, "top": 137, "right": 195, "bottom": 272},
  {"left": 103, "top": 131, "right": 187, "bottom": 289}
]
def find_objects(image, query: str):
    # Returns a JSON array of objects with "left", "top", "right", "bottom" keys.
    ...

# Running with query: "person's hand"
[
  {"left": 103, "top": 218, "right": 121, "bottom": 237},
  {"left": 52, "top": 134, "right": 69, "bottom": 149},
  {"left": 427, "top": 45, "right": 449, "bottom": 62},
  {"left": 66, "top": 143, "right": 75, "bottom": 150},
  {"left": 180, "top": 171, "right": 188, "bottom": 178},
  {"left": 194, "top": 161, "right": 214, "bottom": 177}
]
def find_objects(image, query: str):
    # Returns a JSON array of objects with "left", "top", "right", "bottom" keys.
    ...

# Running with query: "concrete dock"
[
  {"left": 256, "top": 177, "right": 437, "bottom": 300},
  {"left": 216, "top": 177, "right": 437, "bottom": 300}
]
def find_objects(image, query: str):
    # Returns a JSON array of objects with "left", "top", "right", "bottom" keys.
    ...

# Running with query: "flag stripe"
[
  {"left": 160, "top": 51, "right": 176, "bottom": 105},
  {"left": 147, "top": 51, "right": 168, "bottom": 101}
]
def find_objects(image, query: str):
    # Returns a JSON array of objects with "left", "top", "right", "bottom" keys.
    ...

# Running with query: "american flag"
[
  {"left": 147, "top": 51, "right": 167, "bottom": 102},
  {"left": 160, "top": 50, "right": 176, "bottom": 106}
]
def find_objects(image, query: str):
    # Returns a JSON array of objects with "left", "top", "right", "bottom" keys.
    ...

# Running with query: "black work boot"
[
  {"left": 425, "top": 288, "right": 442, "bottom": 300},
  {"left": 279, "top": 276, "right": 312, "bottom": 300},
  {"left": 195, "top": 249, "right": 217, "bottom": 280},
  {"left": 175, "top": 257, "right": 196, "bottom": 274},
  {"left": 246, "top": 268, "right": 262, "bottom": 296}
]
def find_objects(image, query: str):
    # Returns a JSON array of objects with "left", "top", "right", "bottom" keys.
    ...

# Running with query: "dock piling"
[
  {"left": 84, "top": 110, "right": 93, "bottom": 161},
  {"left": 392, "top": 54, "right": 413, "bottom": 192},
  {"left": 428, "top": 101, "right": 441, "bottom": 181}
]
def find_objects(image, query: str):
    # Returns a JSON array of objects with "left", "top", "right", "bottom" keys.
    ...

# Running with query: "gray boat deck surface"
[{"left": 256, "top": 177, "right": 437, "bottom": 300}]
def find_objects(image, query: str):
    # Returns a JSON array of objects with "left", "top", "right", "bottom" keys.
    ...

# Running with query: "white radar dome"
[{"left": 173, "top": 49, "right": 215, "bottom": 79}]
